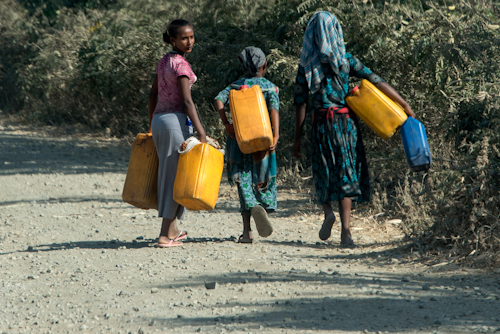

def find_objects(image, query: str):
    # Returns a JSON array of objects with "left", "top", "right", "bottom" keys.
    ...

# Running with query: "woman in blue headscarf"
[{"left": 293, "top": 11, "right": 415, "bottom": 246}]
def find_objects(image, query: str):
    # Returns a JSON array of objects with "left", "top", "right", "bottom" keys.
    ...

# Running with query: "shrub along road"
[{"left": 1, "top": 115, "right": 499, "bottom": 334}]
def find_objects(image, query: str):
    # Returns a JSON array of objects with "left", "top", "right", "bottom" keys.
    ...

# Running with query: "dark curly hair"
[{"left": 163, "top": 19, "right": 192, "bottom": 45}]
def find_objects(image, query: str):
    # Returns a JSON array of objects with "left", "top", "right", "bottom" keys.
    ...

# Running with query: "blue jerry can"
[{"left": 400, "top": 117, "right": 432, "bottom": 172}]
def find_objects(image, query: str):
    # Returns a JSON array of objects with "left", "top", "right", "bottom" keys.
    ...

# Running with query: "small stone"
[
  {"left": 402, "top": 277, "right": 410, "bottom": 282},
  {"left": 422, "top": 284, "right": 431, "bottom": 290},
  {"left": 435, "top": 320, "right": 442, "bottom": 325},
  {"left": 27, "top": 275, "right": 36, "bottom": 280},
  {"left": 118, "top": 291, "right": 130, "bottom": 296},
  {"left": 205, "top": 282, "right": 217, "bottom": 290},
  {"left": 151, "top": 288, "right": 159, "bottom": 294}
]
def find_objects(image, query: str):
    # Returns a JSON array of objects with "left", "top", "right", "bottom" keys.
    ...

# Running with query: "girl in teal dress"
[
  {"left": 293, "top": 12, "right": 415, "bottom": 246},
  {"left": 214, "top": 46, "right": 280, "bottom": 243}
]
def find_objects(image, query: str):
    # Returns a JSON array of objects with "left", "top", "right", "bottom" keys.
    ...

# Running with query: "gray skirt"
[{"left": 152, "top": 113, "right": 193, "bottom": 219}]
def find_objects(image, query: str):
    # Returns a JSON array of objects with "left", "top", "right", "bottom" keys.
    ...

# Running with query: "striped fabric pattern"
[{"left": 299, "top": 11, "right": 346, "bottom": 94}]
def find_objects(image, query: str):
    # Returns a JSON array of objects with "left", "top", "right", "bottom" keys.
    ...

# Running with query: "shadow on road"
[
  {"left": 0, "top": 127, "right": 130, "bottom": 176},
  {"left": 14, "top": 236, "right": 238, "bottom": 254},
  {"left": 0, "top": 196, "right": 124, "bottom": 208},
  {"left": 147, "top": 270, "right": 500, "bottom": 333}
]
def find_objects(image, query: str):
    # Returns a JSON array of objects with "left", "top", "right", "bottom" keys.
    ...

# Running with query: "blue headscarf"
[{"left": 299, "top": 11, "right": 346, "bottom": 94}]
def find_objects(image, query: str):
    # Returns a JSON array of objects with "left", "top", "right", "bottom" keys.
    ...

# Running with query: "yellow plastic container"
[
  {"left": 345, "top": 79, "right": 408, "bottom": 139},
  {"left": 173, "top": 143, "right": 224, "bottom": 211},
  {"left": 229, "top": 85, "right": 273, "bottom": 154},
  {"left": 122, "top": 133, "right": 158, "bottom": 210}
]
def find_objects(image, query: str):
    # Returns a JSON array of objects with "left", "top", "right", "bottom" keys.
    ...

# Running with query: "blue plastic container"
[{"left": 400, "top": 117, "right": 432, "bottom": 172}]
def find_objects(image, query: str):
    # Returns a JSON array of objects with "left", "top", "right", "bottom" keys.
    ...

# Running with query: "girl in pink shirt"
[{"left": 148, "top": 19, "right": 207, "bottom": 248}]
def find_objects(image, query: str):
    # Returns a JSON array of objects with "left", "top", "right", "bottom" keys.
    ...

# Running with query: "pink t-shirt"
[{"left": 154, "top": 52, "right": 197, "bottom": 114}]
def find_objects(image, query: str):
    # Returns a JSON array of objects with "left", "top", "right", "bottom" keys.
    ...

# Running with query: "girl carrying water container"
[
  {"left": 214, "top": 46, "right": 280, "bottom": 243},
  {"left": 293, "top": 12, "right": 415, "bottom": 246},
  {"left": 148, "top": 19, "right": 207, "bottom": 247}
]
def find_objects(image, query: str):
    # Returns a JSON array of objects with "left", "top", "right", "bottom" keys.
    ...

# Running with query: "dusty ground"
[{"left": 1, "top": 113, "right": 500, "bottom": 334}]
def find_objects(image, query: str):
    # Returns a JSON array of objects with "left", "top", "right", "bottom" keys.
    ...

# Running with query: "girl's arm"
[
  {"left": 178, "top": 76, "right": 207, "bottom": 143},
  {"left": 147, "top": 74, "right": 159, "bottom": 134},
  {"left": 214, "top": 99, "right": 235, "bottom": 139},
  {"left": 293, "top": 102, "right": 307, "bottom": 158},
  {"left": 375, "top": 82, "right": 416, "bottom": 118},
  {"left": 269, "top": 108, "right": 279, "bottom": 151}
]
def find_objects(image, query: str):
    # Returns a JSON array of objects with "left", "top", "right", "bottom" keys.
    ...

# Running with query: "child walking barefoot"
[
  {"left": 214, "top": 46, "right": 280, "bottom": 243},
  {"left": 293, "top": 12, "right": 414, "bottom": 246}
]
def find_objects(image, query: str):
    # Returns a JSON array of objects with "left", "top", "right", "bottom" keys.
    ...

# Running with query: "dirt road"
[{"left": 1, "top": 114, "right": 499, "bottom": 334}]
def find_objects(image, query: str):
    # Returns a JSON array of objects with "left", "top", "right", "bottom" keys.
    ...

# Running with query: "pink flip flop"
[
  {"left": 156, "top": 238, "right": 183, "bottom": 248},
  {"left": 174, "top": 230, "right": 188, "bottom": 242}
]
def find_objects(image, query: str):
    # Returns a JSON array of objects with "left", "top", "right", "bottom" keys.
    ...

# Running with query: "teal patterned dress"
[
  {"left": 294, "top": 53, "right": 385, "bottom": 204},
  {"left": 215, "top": 77, "right": 279, "bottom": 215}
]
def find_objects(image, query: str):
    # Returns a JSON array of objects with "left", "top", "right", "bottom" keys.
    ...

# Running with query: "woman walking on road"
[
  {"left": 293, "top": 12, "right": 415, "bottom": 246},
  {"left": 148, "top": 19, "right": 207, "bottom": 248},
  {"left": 214, "top": 46, "right": 280, "bottom": 243}
]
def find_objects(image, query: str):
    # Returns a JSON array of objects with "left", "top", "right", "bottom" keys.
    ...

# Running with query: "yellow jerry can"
[
  {"left": 122, "top": 133, "right": 158, "bottom": 210},
  {"left": 229, "top": 85, "right": 273, "bottom": 154},
  {"left": 345, "top": 79, "right": 408, "bottom": 139},
  {"left": 173, "top": 143, "right": 224, "bottom": 211}
]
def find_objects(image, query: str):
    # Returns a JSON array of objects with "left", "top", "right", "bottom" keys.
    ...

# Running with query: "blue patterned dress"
[
  {"left": 294, "top": 53, "right": 385, "bottom": 204},
  {"left": 215, "top": 77, "right": 279, "bottom": 214}
]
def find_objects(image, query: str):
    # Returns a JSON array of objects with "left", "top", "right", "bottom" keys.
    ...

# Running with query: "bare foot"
[
  {"left": 340, "top": 229, "right": 355, "bottom": 247},
  {"left": 319, "top": 213, "right": 336, "bottom": 240}
]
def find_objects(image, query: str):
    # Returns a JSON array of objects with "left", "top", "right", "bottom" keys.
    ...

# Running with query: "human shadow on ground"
[
  {"left": 148, "top": 270, "right": 500, "bottom": 333},
  {"left": 0, "top": 129, "right": 130, "bottom": 176},
  {"left": 16, "top": 236, "right": 238, "bottom": 254},
  {"left": 0, "top": 196, "right": 124, "bottom": 208},
  {"left": 19, "top": 239, "right": 156, "bottom": 253},
  {"left": 260, "top": 238, "right": 410, "bottom": 252}
]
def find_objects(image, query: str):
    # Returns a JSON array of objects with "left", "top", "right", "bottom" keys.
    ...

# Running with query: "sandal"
[
  {"left": 251, "top": 205, "right": 273, "bottom": 238},
  {"left": 156, "top": 237, "right": 183, "bottom": 248},
  {"left": 319, "top": 213, "right": 336, "bottom": 241},
  {"left": 174, "top": 230, "right": 188, "bottom": 242},
  {"left": 238, "top": 234, "right": 253, "bottom": 244}
]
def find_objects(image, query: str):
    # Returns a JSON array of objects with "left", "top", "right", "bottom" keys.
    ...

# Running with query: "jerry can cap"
[
  {"left": 350, "top": 86, "right": 359, "bottom": 95},
  {"left": 239, "top": 85, "right": 249, "bottom": 90}
]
